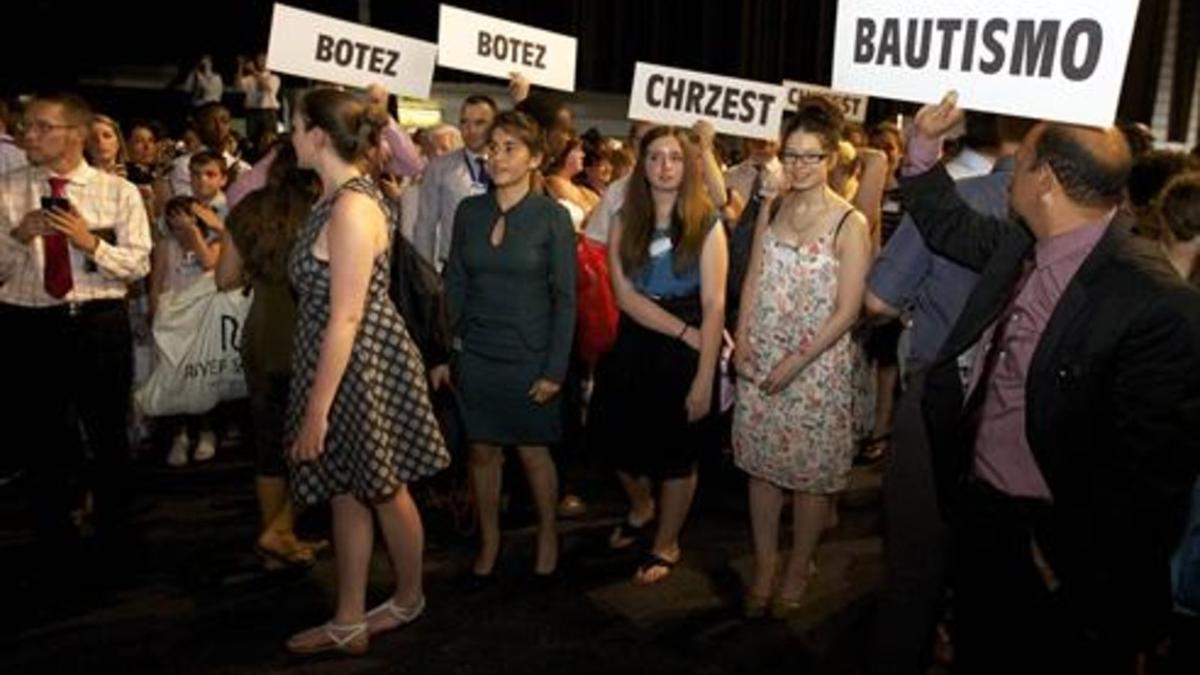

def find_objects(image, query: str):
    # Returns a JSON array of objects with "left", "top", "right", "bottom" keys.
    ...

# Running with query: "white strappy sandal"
[
  {"left": 365, "top": 595, "right": 426, "bottom": 636},
  {"left": 285, "top": 620, "right": 369, "bottom": 655}
]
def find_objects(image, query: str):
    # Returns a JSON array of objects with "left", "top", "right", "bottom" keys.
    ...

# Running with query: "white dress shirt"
[
  {"left": 0, "top": 161, "right": 152, "bottom": 306},
  {"left": 412, "top": 148, "right": 488, "bottom": 267},
  {"left": 724, "top": 157, "right": 784, "bottom": 202},
  {"left": 237, "top": 72, "right": 282, "bottom": 111},
  {"left": 0, "top": 135, "right": 27, "bottom": 176},
  {"left": 584, "top": 175, "right": 627, "bottom": 245},
  {"left": 944, "top": 147, "right": 996, "bottom": 181},
  {"left": 184, "top": 70, "right": 224, "bottom": 107}
]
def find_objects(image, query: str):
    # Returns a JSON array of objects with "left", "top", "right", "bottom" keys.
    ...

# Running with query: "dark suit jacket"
[{"left": 900, "top": 164, "right": 1200, "bottom": 648}]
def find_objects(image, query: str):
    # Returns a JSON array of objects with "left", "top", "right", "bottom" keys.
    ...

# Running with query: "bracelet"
[{"left": 677, "top": 323, "right": 689, "bottom": 340}]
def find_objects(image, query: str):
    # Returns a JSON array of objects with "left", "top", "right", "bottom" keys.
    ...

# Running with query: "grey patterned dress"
[{"left": 286, "top": 177, "right": 450, "bottom": 506}]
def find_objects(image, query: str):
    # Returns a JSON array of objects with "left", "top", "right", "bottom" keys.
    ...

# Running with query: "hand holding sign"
[
  {"left": 913, "top": 91, "right": 964, "bottom": 140},
  {"left": 692, "top": 120, "right": 716, "bottom": 151},
  {"left": 365, "top": 83, "right": 389, "bottom": 112},
  {"left": 508, "top": 72, "right": 531, "bottom": 103}
]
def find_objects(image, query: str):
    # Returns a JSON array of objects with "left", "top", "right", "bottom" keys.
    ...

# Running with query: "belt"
[{"left": 2, "top": 299, "right": 125, "bottom": 318}]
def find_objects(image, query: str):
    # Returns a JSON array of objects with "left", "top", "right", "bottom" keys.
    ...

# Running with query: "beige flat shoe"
[
  {"left": 285, "top": 621, "right": 368, "bottom": 656},
  {"left": 365, "top": 595, "right": 425, "bottom": 636}
]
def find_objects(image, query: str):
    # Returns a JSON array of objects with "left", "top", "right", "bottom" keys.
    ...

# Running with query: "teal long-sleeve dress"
[{"left": 444, "top": 191, "right": 577, "bottom": 445}]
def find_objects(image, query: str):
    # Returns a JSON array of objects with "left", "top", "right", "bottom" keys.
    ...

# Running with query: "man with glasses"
[
  {"left": 0, "top": 93, "right": 152, "bottom": 570},
  {"left": 724, "top": 137, "right": 784, "bottom": 209},
  {"left": 413, "top": 94, "right": 498, "bottom": 270}
]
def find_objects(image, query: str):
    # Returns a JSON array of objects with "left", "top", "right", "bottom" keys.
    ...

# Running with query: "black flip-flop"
[
  {"left": 855, "top": 434, "right": 891, "bottom": 465},
  {"left": 608, "top": 517, "right": 655, "bottom": 550},
  {"left": 634, "top": 551, "right": 678, "bottom": 585}
]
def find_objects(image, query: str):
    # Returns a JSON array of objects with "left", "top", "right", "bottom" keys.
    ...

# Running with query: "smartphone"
[{"left": 41, "top": 196, "right": 70, "bottom": 212}]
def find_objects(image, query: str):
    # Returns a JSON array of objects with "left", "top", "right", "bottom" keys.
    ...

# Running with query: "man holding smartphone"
[{"left": 0, "top": 92, "right": 152, "bottom": 570}]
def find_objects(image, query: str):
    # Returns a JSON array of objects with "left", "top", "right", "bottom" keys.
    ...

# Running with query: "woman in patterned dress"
[
  {"left": 731, "top": 107, "right": 872, "bottom": 618},
  {"left": 283, "top": 89, "right": 450, "bottom": 655}
]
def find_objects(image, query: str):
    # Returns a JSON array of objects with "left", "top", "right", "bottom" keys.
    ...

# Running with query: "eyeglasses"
[
  {"left": 780, "top": 150, "right": 828, "bottom": 166},
  {"left": 24, "top": 121, "right": 77, "bottom": 136}
]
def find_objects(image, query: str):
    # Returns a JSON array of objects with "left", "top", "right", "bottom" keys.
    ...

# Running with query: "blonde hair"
[{"left": 87, "top": 114, "right": 129, "bottom": 169}]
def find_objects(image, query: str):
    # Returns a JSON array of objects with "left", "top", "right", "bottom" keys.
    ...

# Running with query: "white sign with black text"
[
  {"left": 628, "top": 62, "right": 787, "bottom": 141},
  {"left": 266, "top": 3, "right": 439, "bottom": 98},
  {"left": 831, "top": 0, "right": 1139, "bottom": 127},
  {"left": 783, "top": 81, "right": 870, "bottom": 123},
  {"left": 437, "top": 5, "right": 577, "bottom": 92}
]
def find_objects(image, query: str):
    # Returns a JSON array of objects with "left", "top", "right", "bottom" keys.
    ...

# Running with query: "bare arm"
[
  {"left": 687, "top": 224, "right": 728, "bottom": 419},
  {"left": 802, "top": 212, "right": 872, "bottom": 367},
  {"left": 852, "top": 148, "right": 888, "bottom": 249},
  {"left": 303, "top": 194, "right": 384, "bottom": 423},
  {"left": 692, "top": 121, "right": 727, "bottom": 208}
]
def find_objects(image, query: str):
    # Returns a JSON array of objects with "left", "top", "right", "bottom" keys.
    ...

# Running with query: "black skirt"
[{"left": 587, "top": 295, "right": 719, "bottom": 480}]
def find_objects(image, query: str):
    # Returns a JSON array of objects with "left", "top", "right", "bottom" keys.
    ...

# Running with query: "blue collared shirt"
[{"left": 867, "top": 155, "right": 1015, "bottom": 369}]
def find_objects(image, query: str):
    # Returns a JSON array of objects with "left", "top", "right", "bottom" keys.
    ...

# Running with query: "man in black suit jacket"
[{"left": 899, "top": 95, "right": 1200, "bottom": 674}]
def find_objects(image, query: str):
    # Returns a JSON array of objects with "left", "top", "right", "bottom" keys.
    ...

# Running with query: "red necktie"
[{"left": 43, "top": 177, "right": 74, "bottom": 299}]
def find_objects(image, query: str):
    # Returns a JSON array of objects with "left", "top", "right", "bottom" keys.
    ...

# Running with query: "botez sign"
[
  {"left": 266, "top": 4, "right": 438, "bottom": 98},
  {"left": 437, "top": 5, "right": 578, "bottom": 92},
  {"left": 831, "top": 0, "right": 1140, "bottom": 127}
]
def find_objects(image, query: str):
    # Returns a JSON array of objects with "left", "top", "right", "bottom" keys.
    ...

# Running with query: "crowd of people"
[{"left": 1, "top": 57, "right": 1199, "bottom": 673}]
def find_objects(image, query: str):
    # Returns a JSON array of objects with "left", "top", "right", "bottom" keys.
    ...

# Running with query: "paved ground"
[{"left": 0, "top": 442, "right": 888, "bottom": 675}]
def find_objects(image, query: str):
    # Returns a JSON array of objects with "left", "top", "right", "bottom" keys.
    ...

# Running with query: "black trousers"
[
  {"left": 0, "top": 300, "right": 134, "bottom": 545},
  {"left": 950, "top": 479, "right": 1139, "bottom": 675},
  {"left": 869, "top": 370, "right": 948, "bottom": 675}
]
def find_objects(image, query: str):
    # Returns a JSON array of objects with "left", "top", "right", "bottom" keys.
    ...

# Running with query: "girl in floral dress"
[{"left": 732, "top": 105, "right": 872, "bottom": 619}]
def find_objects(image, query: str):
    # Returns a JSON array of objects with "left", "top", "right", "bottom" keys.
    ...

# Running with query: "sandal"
[
  {"left": 256, "top": 543, "right": 315, "bottom": 571},
  {"left": 365, "top": 595, "right": 425, "bottom": 636},
  {"left": 608, "top": 515, "right": 655, "bottom": 550},
  {"left": 633, "top": 551, "right": 678, "bottom": 586},
  {"left": 743, "top": 593, "right": 770, "bottom": 619},
  {"left": 770, "top": 571, "right": 814, "bottom": 620},
  {"left": 285, "top": 621, "right": 369, "bottom": 655},
  {"left": 855, "top": 434, "right": 891, "bottom": 465},
  {"left": 769, "top": 595, "right": 807, "bottom": 620}
]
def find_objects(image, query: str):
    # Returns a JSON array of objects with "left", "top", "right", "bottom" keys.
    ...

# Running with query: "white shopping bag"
[{"left": 134, "top": 274, "right": 253, "bottom": 416}]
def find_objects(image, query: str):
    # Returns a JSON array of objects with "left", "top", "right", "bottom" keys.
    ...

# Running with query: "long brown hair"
[
  {"left": 227, "top": 145, "right": 320, "bottom": 284},
  {"left": 618, "top": 126, "right": 714, "bottom": 276}
]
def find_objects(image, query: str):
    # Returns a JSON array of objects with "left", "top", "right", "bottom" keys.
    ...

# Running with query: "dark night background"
[{"left": 0, "top": 0, "right": 1195, "bottom": 136}]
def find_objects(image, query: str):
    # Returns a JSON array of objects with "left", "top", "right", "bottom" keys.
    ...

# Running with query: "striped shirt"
[{"left": 0, "top": 160, "right": 152, "bottom": 306}]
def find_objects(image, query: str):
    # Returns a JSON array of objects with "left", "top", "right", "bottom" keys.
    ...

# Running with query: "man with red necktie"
[{"left": 0, "top": 93, "right": 151, "bottom": 568}]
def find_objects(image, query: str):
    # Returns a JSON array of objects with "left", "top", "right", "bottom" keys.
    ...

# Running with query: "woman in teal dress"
[{"left": 431, "top": 110, "right": 577, "bottom": 581}]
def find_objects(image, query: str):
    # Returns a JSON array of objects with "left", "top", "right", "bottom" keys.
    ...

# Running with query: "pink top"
[{"left": 966, "top": 219, "right": 1110, "bottom": 499}]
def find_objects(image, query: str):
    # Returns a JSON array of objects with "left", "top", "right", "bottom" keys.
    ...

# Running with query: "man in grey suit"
[{"left": 413, "top": 95, "right": 498, "bottom": 269}]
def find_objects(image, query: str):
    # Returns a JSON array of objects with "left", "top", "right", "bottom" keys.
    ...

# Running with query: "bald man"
[{"left": 893, "top": 97, "right": 1200, "bottom": 675}]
